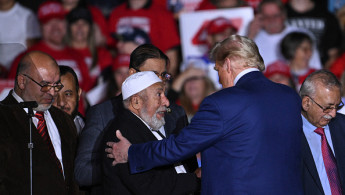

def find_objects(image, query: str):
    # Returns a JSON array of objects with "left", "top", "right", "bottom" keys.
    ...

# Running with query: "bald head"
[{"left": 15, "top": 51, "right": 61, "bottom": 111}]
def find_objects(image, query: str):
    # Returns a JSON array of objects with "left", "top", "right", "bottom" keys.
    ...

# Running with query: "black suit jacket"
[
  {"left": 302, "top": 113, "right": 345, "bottom": 195},
  {"left": 102, "top": 109, "right": 199, "bottom": 195},
  {"left": 0, "top": 93, "right": 79, "bottom": 194},
  {"left": 74, "top": 94, "right": 191, "bottom": 191}
]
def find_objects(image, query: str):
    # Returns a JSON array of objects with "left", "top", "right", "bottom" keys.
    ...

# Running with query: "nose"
[
  {"left": 329, "top": 108, "right": 337, "bottom": 118},
  {"left": 55, "top": 93, "right": 66, "bottom": 108},
  {"left": 161, "top": 93, "right": 170, "bottom": 108}
]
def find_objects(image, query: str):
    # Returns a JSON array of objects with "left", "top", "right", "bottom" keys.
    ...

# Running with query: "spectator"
[
  {"left": 0, "top": 51, "right": 79, "bottom": 194},
  {"left": 183, "top": 16, "right": 238, "bottom": 89},
  {"left": 65, "top": 7, "right": 112, "bottom": 87},
  {"left": 114, "top": 27, "right": 151, "bottom": 55},
  {"left": 299, "top": 70, "right": 345, "bottom": 195},
  {"left": 8, "top": 1, "right": 93, "bottom": 93},
  {"left": 108, "top": 0, "right": 181, "bottom": 76},
  {"left": 53, "top": 65, "right": 84, "bottom": 135},
  {"left": 280, "top": 31, "right": 316, "bottom": 90},
  {"left": 247, "top": 0, "right": 322, "bottom": 69},
  {"left": 286, "top": 0, "right": 342, "bottom": 67},
  {"left": 61, "top": 0, "right": 111, "bottom": 46},
  {"left": 264, "top": 60, "right": 295, "bottom": 89},
  {"left": 105, "top": 54, "right": 130, "bottom": 99},
  {"left": 0, "top": 0, "right": 41, "bottom": 74},
  {"left": 169, "top": 67, "right": 215, "bottom": 122}
]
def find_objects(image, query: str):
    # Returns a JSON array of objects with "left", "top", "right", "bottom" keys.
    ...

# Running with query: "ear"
[
  {"left": 224, "top": 58, "right": 232, "bottom": 73},
  {"left": 131, "top": 95, "right": 142, "bottom": 110},
  {"left": 77, "top": 88, "right": 82, "bottom": 101},
  {"left": 16, "top": 74, "right": 26, "bottom": 90},
  {"left": 128, "top": 68, "right": 137, "bottom": 76},
  {"left": 302, "top": 96, "right": 311, "bottom": 112}
]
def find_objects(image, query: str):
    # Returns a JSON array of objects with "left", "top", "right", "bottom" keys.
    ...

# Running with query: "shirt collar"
[{"left": 234, "top": 68, "right": 259, "bottom": 85}]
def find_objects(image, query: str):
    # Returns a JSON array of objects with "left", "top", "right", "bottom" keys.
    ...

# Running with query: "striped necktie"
[{"left": 35, "top": 111, "right": 63, "bottom": 174}]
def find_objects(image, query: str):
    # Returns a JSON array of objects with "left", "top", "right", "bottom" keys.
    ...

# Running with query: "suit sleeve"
[
  {"left": 74, "top": 102, "right": 113, "bottom": 186},
  {"left": 128, "top": 96, "right": 224, "bottom": 174}
]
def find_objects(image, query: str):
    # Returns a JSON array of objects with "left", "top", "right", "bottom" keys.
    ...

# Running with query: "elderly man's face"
[
  {"left": 53, "top": 72, "right": 80, "bottom": 116},
  {"left": 303, "top": 85, "right": 341, "bottom": 127},
  {"left": 21, "top": 62, "right": 60, "bottom": 111},
  {"left": 139, "top": 82, "right": 169, "bottom": 130}
]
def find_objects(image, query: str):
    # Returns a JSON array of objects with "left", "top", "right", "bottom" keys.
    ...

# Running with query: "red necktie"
[
  {"left": 35, "top": 112, "right": 63, "bottom": 174},
  {"left": 314, "top": 127, "right": 342, "bottom": 195}
]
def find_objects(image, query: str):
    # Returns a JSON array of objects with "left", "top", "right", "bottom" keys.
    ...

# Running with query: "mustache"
[
  {"left": 323, "top": 115, "right": 333, "bottom": 120},
  {"left": 156, "top": 107, "right": 167, "bottom": 113}
]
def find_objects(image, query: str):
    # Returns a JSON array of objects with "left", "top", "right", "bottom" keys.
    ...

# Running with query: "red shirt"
[
  {"left": 330, "top": 53, "right": 345, "bottom": 79},
  {"left": 108, "top": 2, "right": 180, "bottom": 52},
  {"left": 72, "top": 47, "right": 112, "bottom": 82},
  {"left": 8, "top": 41, "right": 93, "bottom": 92}
]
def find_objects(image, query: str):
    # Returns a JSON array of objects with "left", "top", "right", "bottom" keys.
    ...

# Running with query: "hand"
[
  {"left": 194, "top": 167, "right": 201, "bottom": 178},
  {"left": 105, "top": 130, "right": 132, "bottom": 166}
]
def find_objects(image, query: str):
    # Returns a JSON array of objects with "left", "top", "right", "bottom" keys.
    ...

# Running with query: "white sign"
[{"left": 179, "top": 7, "right": 254, "bottom": 60}]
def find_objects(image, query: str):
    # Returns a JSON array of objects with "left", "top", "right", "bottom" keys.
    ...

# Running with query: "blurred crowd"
[{"left": 1, "top": 0, "right": 345, "bottom": 117}]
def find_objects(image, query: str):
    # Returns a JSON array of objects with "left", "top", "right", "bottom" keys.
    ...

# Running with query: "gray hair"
[
  {"left": 123, "top": 89, "right": 148, "bottom": 109},
  {"left": 210, "top": 35, "right": 265, "bottom": 71},
  {"left": 299, "top": 70, "right": 341, "bottom": 98}
]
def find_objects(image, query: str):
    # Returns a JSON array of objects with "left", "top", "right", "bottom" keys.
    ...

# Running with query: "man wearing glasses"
[
  {"left": 74, "top": 44, "right": 194, "bottom": 194},
  {"left": 0, "top": 51, "right": 79, "bottom": 194},
  {"left": 300, "top": 70, "right": 345, "bottom": 195}
]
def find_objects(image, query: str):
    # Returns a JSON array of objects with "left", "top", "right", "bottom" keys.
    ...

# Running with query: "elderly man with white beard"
[{"left": 101, "top": 71, "right": 200, "bottom": 195}]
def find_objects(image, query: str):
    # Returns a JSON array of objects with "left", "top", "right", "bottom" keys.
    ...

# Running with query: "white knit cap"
[{"left": 122, "top": 71, "right": 162, "bottom": 100}]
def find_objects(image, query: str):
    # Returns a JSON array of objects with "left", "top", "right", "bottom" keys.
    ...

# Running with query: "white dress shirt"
[
  {"left": 12, "top": 91, "right": 64, "bottom": 175},
  {"left": 131, "top": 111, "right": 187, "bottom": 173}
]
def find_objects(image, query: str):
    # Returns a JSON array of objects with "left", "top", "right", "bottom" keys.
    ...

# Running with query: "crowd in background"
[{"left": 2, "top": 0, "right": 345, "bottom": 118}]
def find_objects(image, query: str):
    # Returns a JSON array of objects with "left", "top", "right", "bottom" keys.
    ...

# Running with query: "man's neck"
[{"left": 0, "top": 0, "right": 15, "bottom": 11}]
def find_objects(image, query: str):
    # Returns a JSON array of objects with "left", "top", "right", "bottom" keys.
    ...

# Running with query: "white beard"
[{"left": 140, "top": 106, "right": 166, "bottom": 130}]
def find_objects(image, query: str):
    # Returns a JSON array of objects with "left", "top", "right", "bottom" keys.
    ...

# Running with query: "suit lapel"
[
  {"left": 301, "top": 133, "right": 324, "bottom": 193},
  {"left": 329, "top": 119, "right": 345, "bottom": 192}
]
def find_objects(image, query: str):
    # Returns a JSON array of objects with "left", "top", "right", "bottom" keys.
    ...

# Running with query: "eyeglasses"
[
  {"left": 23, "top": 74, "right": 64, "bottom": 92},
  {"left": 307, "top": 95, "right": 344, "bottom": 113},
  {"left": 133, "top": 68, "right": 172, "bottom": 81}
]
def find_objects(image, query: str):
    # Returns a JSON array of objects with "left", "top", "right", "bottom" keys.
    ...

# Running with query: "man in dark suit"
[
  {"left": 0, "top": 51, "right": 79, "bottom": 194},
  {"left": 74, "top": 44, "right": 190, "bottom": 193},
  {"left": 107, "top": 35, "right": 304, "bottom": 194},
  {"left": 102, "top": 71, "right": 199, "bottom": 194},
  {"left": 299, "top": 70, "right": 345, "bottom": 195}
]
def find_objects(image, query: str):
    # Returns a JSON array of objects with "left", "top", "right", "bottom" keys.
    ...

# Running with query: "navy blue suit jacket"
[
  {"left": 302, "top": 113, "right": 345, "bottom": 195},
  {"left": 128, "top": 71, "right": 304, "bottom": 194}
]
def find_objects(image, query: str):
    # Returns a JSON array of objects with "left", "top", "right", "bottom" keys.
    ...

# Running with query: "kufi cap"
[
  {"left": 122, "top": 71, "right": 162, "bottom": 100},
  {"left": 38, "top": 1, "right": 66, "bottom": 24}
]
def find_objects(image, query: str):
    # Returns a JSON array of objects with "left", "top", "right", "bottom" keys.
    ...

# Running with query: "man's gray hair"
[
  {"left": 299, "top": 70, "right": 341, "bottom": 98},
  {"left": 210, "top": 35, "right": 265, "bottom": 71},
  {"left": 123, "top": 89, "right": 148, "bottom": 109}
]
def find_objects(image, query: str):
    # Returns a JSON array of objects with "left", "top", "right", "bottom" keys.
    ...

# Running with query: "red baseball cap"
[
  {"left": 112, "top": 54, "right": 130, "bottom": 72},
  {"left": 38, "top": 1, "right": 66, "bottom": 24},
  {"left": 264, "top": 61, "right": 291, "bottom": 78},
  {"left": 207, "top": 17, "right": 238, "bottom": 35}
]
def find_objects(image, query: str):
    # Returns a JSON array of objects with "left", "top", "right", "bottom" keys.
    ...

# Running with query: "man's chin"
[{"left": 34, "top": 104, "right": 52, "bottom": 112}]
